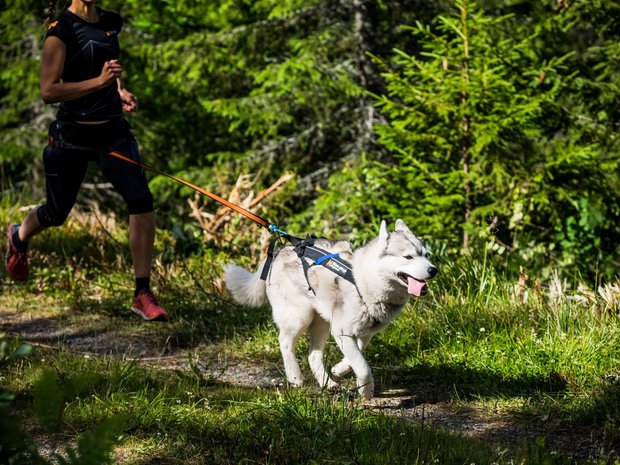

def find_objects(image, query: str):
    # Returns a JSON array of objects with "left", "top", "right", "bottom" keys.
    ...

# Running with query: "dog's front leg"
[
  {"left": 331, "top": 334, "right": 372, "bottom": 382},
  {"left": 330, "top": 360, "right": 352, "bottom": 381},
  {"left": 332, "top": 330, "right": 374, "bottom": 399}
]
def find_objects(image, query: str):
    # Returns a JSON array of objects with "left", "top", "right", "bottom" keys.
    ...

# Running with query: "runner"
[{"left": 5, "top": 0, "right": 169, "bottom": 322}]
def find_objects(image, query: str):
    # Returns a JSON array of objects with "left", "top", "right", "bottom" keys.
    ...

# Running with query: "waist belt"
[
  {"left": 48, "top": 121, "right": 131, "bottom": 153},
  {"left": 48, "top": 136, "right": 130, "bottom": 153}
]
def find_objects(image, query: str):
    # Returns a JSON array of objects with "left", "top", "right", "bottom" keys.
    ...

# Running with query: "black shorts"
[{"left": 37, "top": 118, "right": 154, "bottom": 228}]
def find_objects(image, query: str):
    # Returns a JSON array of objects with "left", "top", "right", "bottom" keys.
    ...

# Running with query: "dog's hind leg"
[
  {"left": 308, "top": 317, "right": 338, "bottom": 389},
  {"left": 276, "top": 304, "right": 315, "bottom": 387},
  {"left": 278, "top": 328, "right": 305, "bottom": 387},
  {"left": 332, "top": 330, "right": 374, "bottom": 399}
]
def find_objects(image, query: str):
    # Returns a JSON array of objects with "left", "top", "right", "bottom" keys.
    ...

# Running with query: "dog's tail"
[{"left": 223, "top": 262, "right": 268, "bottom": 307}]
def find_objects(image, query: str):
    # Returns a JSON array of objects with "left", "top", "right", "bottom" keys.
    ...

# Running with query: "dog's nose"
[{"left": 427, "top": 266, "right": 438, "bottom": 278}]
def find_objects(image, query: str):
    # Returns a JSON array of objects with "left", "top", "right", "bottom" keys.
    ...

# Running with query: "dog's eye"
[{"left": 404, "top": 255, "right": 415, "bottom": 260}]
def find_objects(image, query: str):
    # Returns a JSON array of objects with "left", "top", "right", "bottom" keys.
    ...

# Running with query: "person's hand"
[
  {"left": 119, "top": 87, "right": 139, "bottom": 112},
  {"left": 99, "top": 59, "right": 122, "bottom": 87}
]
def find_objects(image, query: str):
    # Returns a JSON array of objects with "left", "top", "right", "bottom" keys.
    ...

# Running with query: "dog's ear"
[
  {"left": 395, "top": 219, "right": 418, "bottom": 240},
  {"left": 395, "top": 219, "right": 411, "bottom": 234},
  {"left": 379, "top": 220, "right": 389, "bottom": 248}
]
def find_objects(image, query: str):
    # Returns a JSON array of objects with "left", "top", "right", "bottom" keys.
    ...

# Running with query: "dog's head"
[{"left": 378, "top": 219, "right": 437, "bottom": 297}]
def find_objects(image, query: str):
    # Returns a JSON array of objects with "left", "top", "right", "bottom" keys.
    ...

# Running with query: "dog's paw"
[
  {"left": 331, "top": 362, "right": 352, "bottom": 380},
  {"left": 326, "top": 378, "right": 340, "bottom": 390},
  {"left": 285, "top": 375, "right": 304, "bottom": 387}
]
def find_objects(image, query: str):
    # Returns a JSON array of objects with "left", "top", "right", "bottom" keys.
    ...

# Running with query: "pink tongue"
[{"left": 407, "top": 277, "right": 426, "bottom": 296}]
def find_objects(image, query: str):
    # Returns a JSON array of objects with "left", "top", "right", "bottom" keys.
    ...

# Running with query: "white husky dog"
[{"left": 223, "top": 219, "right": 437, "bottom": 399}]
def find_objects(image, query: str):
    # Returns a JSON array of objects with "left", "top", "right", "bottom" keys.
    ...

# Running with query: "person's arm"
[
  {"left": 117, "top": 78, "right": 139, "bottom": 112},
  {"left": 40, "top": 36, "right": 122, "bottom": 104}
]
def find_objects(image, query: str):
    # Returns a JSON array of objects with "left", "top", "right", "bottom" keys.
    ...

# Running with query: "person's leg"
[
  {"left": 100, "top": 128, "right": 168, "bottom": 320},
  {"left": 16, "top": 207, "right": 46, "bottom": 243},
  {"left": 100, "top": 148, "right": 156, "bottom": 290},
  {"left": 7, "top": 133, "right": 88, "bottom": 281},
  {"left": 128, "top": 211, "right": 168, "bottom": 321},
  {"left": 129, "top": 211, "right": 155, "bottom": 284},
  {"left": 6, "top": 207, "right": 46, "bottom": 280},
  {"left": 128, "top": 213, "right": 168, "bottom": 321}
]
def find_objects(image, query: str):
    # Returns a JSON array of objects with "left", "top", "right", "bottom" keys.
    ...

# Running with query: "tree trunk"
[
  {"left": 352, "top": 0, "right": 381, "bottom": 158},
  {"left": 460, "top": 0, "right": 472, "bottom": 250}
]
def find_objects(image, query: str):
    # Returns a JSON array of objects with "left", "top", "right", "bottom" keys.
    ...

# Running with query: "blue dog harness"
[{"left": 260, "top": 234, "right": 357, "bottom": 293}]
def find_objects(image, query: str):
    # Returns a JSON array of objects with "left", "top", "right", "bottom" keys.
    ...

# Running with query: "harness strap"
[
  {"left": 303, "top": 245, "right": 356, "bottom": 291},
  {"left": 307, "top": 248, "right": 355, "bottom": 283},
  {"left": 259, "top": 234, "right": 358, "bottom": 296},
  {"left": 259, "top": 233, "right": 315, "bottom": 282},
  {"left": 291, "top": 235, "right": 318, "bottom": 293},
  {"left": 260, "top": 235, "right": 280, "bottom": 281}
]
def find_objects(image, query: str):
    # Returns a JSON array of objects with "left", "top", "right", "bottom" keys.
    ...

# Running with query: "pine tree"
[{"left": 350, "top": 0, "right": 618, "bottom": 277}]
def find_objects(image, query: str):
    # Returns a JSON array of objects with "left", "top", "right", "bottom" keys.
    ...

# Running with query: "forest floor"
[{"left": 1, "top": 301, "right": 612, "bottom": 463}]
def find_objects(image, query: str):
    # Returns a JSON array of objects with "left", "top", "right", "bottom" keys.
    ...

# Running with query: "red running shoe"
[
  {"left": 131, "top": 289, "right": 170, "bottom": 321},
  {"left": 6, "top": 224, "right": 29, "bottom": 281}
]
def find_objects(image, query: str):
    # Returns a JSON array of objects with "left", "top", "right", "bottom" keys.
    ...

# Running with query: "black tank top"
[{"left": 46, "top": 9, "right": 124, "bottom": 122}]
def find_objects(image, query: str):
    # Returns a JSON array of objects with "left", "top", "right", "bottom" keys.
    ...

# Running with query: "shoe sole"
[{"left": 131, "top": 307, "right": 170, "bottom": 322}]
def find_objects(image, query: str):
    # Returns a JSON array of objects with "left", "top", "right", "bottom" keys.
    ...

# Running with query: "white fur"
[
  {"left": 223, "top": 262, "right": 268, "bottom": 307},
  {"left": 223, "top": 219, "right": 437, "bottom": 399}
]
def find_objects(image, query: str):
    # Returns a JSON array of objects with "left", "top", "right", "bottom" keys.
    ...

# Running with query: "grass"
[
  {"left": 1, "top": 197, "right": 619, "bottom": 464},
  {"left": 2, "top": 351, "right": 554, "bottom": 465}
]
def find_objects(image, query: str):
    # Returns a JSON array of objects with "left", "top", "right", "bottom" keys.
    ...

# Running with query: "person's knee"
[
  {"left": 36, "top": 204, "right": 69, "bottom": 227},
  {"left": 126, "top": 191, "right": 154, "bottom": 215}
]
